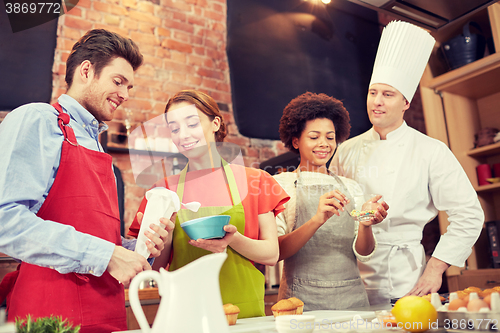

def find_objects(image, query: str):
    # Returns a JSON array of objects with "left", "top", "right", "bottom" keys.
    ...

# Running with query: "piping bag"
[{"left": 135, "top": 187, "right": 181, "bottom": 259}]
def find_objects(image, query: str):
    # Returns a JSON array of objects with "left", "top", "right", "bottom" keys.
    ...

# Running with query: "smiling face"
[
  {"left": 367, "top": 83, "right": 410, "bottom": 139},
  {"left": 166, "top": 102, "right": 220, "bottom": 161},
  {"left": 80, "top": 57, "right": 134, "bottom": 122},
  {"left": 293, "top": 118, "right": 336, "bottom": 173}
]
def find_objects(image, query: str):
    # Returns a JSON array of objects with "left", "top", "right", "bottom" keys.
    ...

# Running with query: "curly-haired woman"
[{"left": 274, "top": 92, "right": 389, "bottom": 310}]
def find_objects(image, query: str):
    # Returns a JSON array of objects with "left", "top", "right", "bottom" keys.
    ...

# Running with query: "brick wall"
[{"left": 51, "top": 0, "right": 286, "bottom": 234}]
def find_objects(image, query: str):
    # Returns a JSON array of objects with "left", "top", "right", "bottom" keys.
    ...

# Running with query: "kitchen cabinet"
[
  {"left": 124, "top": 288, "right": 160, "bottom": 330},
  {"left": 420, "top": 2, "right": 500, "bottom": 289},
  {"left": 264, "top": 288, "right": 279, "bottom": 316}
]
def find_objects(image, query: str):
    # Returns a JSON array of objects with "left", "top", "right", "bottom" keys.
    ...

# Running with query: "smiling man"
[
  {"left": 0, "top": 29, "right": 171, "bottom": 332},
  {"left": 330, "top": 21, "right": 484, "bottom": 305}
]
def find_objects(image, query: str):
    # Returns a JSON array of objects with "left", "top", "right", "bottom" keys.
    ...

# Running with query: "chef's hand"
[
  {"left": 407, "top": 257, "right": 449, "bottom": 296},
  {"left": 359, "top": 195, "right": 389, "bottom": 226},
  {"left": 107, "top": 246, "right": 151, "bottom": 287},
  {"left": 188, "top": 224, "right": 238, "bottom": 253},
  {"left": 312, "top": 190, "right": 349, "bottom": 225},
  {"left": 135, "top": 211, "right": 176, "bottom": 258}
]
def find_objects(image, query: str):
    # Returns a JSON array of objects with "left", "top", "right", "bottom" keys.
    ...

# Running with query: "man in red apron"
[{"left": 0, "top": 29, "right": 170, "bottom": 332}]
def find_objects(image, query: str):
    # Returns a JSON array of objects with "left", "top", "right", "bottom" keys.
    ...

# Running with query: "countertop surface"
[
  {"left": 113, "top": 303, "right": 495, "bottom": 333},
  {"left": 114, "top": 305, "right": 395, "bottom": 333}
]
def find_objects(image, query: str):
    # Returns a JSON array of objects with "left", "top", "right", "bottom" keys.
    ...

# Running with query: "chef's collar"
[
  {"left": 369, "top": 121, "right": 408, "bottom": 141},
  {"left": 57, "top": 94, "right": 109, "bottom": 136}
]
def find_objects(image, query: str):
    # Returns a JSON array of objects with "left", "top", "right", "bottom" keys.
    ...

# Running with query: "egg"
[
  {"left": 467, "top": 299, "right": 490, "bottom": 312},
  {"left": 448, "top": 298, "right": 468, "bottom": 311},
  {"left": 484, "top": 294, "right": 492, "bottom": 307}
]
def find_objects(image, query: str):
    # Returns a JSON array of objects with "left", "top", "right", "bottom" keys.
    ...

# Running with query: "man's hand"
[
  {"left": 407, "top": 257, "right": 450, "bottom": 296},
  {"left": 107, "top": 246, "right": 151, "bottom": 287},
  {"left": 188, "top": 224, "right": 238, "bottom": 253},
  {"left": 136, "top": 212, "right": 176, "bottom": 258}
]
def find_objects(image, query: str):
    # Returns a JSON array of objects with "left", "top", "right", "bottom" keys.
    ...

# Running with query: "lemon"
[{"left": 391, "top": 296, "right": 438, "bottom": 332}]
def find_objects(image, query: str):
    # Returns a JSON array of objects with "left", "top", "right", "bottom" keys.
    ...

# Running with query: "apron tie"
[{"left": 384, "top": 242, "right": 419, "bottom": 291}]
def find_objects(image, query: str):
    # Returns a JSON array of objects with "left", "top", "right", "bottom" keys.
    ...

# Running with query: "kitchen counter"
[
  {"left": 115, "top": 304, "right": 394, "bottom": 333},
  {"left": 115, "top": 302, "right": 492, "bottom": 333}
]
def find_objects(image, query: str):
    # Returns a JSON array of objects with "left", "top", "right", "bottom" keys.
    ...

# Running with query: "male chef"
[
  {"left": 330, "top": 21, "right": 484, "bottom": 304},
  {"left": 0, "top": 29, "right": 172, "bottom": 332}
]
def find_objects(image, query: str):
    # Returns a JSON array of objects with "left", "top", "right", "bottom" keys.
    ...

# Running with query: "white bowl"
[{"left": 275, "top": 315, "right": 316, "bottom": 333}]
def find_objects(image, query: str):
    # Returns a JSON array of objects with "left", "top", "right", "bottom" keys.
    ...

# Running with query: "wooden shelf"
[
  {"left": 476, "top": 181, "right": 500, "bottom": 193},
  {"left": 125, "top": 287, "right": 159, "bottom": 302},
  {"left": 428, "top": 52, "right": 500, "bottom": 99},
  {"left": 467, "top": 141, "right": 500, "bottom": 158}
]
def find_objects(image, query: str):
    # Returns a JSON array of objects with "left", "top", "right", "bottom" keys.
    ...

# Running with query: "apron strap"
[
  {"left": 52, "top": 102, "right": 78, "bottom": 146},
  {"left": 384, "top": 243, "right": 419, "bottom": 291}
]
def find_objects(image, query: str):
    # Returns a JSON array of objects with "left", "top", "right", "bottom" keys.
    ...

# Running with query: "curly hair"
[
  {"left": 279, "top": 92, "right": 351, "bottom": 153},
  {"left": 164, "top": 90, "right": 227, "bottom": 142}
]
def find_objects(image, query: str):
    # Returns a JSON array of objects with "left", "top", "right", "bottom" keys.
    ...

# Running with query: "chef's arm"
[
  {"left": 277, "top": 215, "right": 323, "bottom": 261},
  {"left": 354, "top": 224, "right": 376, "bottom": 256},
  {"left": 407, "top": 257, "right": 450, "bottom": 296}
]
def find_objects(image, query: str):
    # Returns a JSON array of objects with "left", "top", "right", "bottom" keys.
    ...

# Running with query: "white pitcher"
[{"left": 129, "top": 253, "right": 230, "bottom": 333}]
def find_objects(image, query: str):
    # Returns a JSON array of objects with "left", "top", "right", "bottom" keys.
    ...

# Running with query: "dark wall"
[
  {"left": 0, "top": 8, "right": 58, "bottom": 110},
  {"left": 227, "top": 0, "right": 380, "bottom": 140}
]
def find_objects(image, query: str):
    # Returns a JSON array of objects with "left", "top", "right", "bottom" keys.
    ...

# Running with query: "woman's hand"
[
  {"left": 359, "top": 195, "right": 389, "bottom": 227},
  {"left": 136, "top": 211, "right": 176, "bottom": 258},
  {"left": 312, "top": 190, "right": 349, "bottom": 226},
  {"left": 188, "top": 224, "right": 238, "bottom": 253}
]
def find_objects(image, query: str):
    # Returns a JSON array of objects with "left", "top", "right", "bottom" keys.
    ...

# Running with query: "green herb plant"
[{"left": 15, "top": 315, "right": 80, "bottom": 333}]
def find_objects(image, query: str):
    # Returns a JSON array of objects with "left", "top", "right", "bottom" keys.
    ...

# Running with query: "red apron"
[{"left": 8, "top": 103, "right": 127, "bottom": 332}]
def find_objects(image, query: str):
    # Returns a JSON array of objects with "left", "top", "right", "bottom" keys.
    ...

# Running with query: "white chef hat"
[{"left": 369, "top": 20, "right": 436, "bottom": 103}]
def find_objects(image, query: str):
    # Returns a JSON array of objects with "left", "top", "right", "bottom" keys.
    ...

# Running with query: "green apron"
[{"left": 169, "top": 160, "right": 265, "bottom": 318}]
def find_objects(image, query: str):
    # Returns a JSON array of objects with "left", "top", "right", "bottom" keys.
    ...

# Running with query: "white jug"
[{"left": 129, "top": 253, "right": 230, "bottom": 333}]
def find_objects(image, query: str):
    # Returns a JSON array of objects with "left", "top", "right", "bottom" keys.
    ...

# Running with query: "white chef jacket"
[{"left": 330, "top": 122, "right": 484, "bottom": 303}]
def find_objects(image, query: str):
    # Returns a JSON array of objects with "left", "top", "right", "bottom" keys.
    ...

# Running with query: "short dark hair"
[
  {"left": 65, "top": 29, "right": 143, "bottom": 88},
  {"left": 279, "top": 92, "right": 351, "bottom": 153},
  {"left": 165, "top": 90, "right": 228, "bottom": 142}
]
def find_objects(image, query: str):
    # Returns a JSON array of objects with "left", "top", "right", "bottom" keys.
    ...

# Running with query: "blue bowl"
[{"left": 180, "top": 215, "right": 231, "bottom": 240}]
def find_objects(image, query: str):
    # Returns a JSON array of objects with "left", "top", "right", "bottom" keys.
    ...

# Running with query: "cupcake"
[
  {"left": 463, "top": 286, "right": 482, "bottom": 294},
  {"left": 223, "top": 303, "right": 240, "bottom": 326},
  {"left": 271, "top": 299, "right": 297, "bottom": 317},
  {"left": 288, "top": 297, "right": 304, "bottom": 315},
  {"left": 479, "top": 288, "right": 496, "bottom": 298}
]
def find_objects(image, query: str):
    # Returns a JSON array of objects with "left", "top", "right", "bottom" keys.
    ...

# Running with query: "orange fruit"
[{"left": 392, "top": 296, "right": 438, "bottom": 333}]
